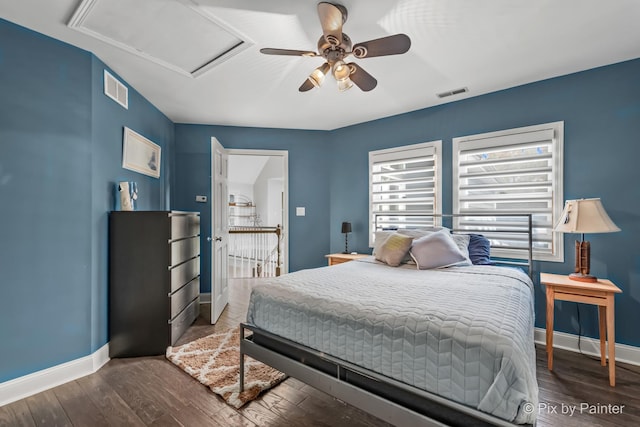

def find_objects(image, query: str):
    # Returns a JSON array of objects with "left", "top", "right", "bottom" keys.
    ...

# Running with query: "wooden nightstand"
[
  {"left": 325, "top": 253, "right": 370, "bottom": 266},
  {"left": 540, "top": 272, "right": 622, "bottom": 386}
]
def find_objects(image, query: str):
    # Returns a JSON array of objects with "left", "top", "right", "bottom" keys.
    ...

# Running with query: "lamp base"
[{"left": 569, "top": 272, "right": 598, "bottom": 283}]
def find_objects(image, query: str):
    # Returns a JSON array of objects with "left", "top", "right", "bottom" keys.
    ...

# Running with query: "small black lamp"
[{"left": 341, "top": 222, "right": 352, "bottom": 254}]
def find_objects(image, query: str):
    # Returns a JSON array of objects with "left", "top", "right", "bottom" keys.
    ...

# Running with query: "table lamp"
[
  {"left": 341, "top": 222, "right": 352, "bottom": 254},
  {"left": 554, "top": 198, "right": 620, "bottom": 282}
]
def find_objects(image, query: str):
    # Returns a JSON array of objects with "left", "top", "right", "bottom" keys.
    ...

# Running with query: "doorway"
[
  {"left": 227, "top": 149, "right": 289, "bottom": 278},
  {"left": 209, "top": 145, "right": 289, "bottom": 324}
]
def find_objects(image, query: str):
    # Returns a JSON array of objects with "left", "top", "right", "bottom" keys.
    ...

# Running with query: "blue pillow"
[{"left": 468, "top": 234, "right": 492, "bottom": 265}]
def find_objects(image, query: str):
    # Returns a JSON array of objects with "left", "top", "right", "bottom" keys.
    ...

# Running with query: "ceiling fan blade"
[
  {"left": 260, "top": 48, "right": 317, "bottom": 57},
  {"left": 348, "top": 63, "right": 377, "bottom": 92},
  {"left": 352, "top": 34, "right": 411, "bottom": 58},
  {"left": 317, "top": 2, "right": 346, "bottom": 46},
  {"left": 299, "top": 78, "right": 315, "bottom": 92}
]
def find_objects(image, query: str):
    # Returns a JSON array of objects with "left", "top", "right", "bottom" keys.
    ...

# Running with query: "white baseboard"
[
  {"left": 2, "top": 330, "right": 638, "bottom": 408},
  {"left": 199, "top": 292, "right": 211, "bottom": 304},
  {"left": 534, "top": 327, "right": 640, "bottom": 366},
  {"left": 0, "top": 343, "right": 110, "bottom": 407}
]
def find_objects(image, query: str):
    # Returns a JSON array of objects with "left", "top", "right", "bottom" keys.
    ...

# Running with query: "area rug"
[{"left": 166, "top": 327, "right": 286, "bottom": 408}]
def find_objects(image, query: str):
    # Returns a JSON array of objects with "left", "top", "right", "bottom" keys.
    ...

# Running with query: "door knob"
[{"left": 206, "top": 236, "right": 212, "bottom": 242}]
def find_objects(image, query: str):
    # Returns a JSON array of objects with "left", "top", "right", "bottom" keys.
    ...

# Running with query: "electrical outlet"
[{"left": 195, "top": 195, "right": 207, "bottom": 203}]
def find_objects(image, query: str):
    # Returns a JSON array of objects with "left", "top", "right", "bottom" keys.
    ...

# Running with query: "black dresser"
[{"left": 109, "top": 211, "right": 201, "bottom": 357}]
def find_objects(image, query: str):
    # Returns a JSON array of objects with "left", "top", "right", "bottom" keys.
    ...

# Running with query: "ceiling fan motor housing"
[{"left": 317, "top": 33, "right": 351, "bottom": 63}]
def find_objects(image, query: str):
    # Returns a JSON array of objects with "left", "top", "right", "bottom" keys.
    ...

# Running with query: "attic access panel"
[{"left": 68, "top": 0, "right": 252, "bottom": 78}]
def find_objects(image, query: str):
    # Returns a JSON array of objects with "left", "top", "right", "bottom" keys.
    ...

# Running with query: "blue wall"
[
  {"left": 0, "top": 18, "right": 173, "bottom": 383},
  {"left": 0, "top": 20, "right": 93, "bottom": 383},
  {"left": 173, "top": 125, "right": 330, "bottom": 293},
  {"left": 328, "top": 58, "right": 640, "bottom": 346}
]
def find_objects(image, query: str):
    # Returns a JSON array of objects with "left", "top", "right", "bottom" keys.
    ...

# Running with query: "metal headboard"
[{"left": 373, "top": 213, "right": 533, "bottom": 278}]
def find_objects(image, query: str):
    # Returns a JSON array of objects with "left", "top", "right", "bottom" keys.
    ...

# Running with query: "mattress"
[{"left": 246, "top": 258, "right": 538, "bottom": 424}]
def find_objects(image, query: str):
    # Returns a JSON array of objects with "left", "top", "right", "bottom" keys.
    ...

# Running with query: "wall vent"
[
  {"left": 437, "top": 87, "right": 469, "bottom": 98},
  {"left": 104, "top": 70, "right": 128, "bottom": 109}
]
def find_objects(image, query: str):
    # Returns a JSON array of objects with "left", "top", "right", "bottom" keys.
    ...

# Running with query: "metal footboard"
[{"left": 239, "top": 324, "right": 529, "bottom": 427}]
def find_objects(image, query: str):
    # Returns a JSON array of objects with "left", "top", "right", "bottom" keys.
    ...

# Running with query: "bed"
[{"left": 240, "top": 214, "right": 538, "bottom": 426}]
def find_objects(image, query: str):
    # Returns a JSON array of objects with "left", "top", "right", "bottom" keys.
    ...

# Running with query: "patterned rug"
[{"left": 166, "top": 327, "right": 286, "bottom": 408}]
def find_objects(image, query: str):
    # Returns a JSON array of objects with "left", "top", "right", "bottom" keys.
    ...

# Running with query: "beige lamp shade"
[
  {"left": 554, "top": 198, "right": 620, "bottom": 234},
  {"left": 554, "top": 198, "right": 619, "bottom": 283}
]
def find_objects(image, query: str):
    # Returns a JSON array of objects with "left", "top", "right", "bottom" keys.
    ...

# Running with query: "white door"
[{"left": 211, "top": 137, "right": 229, "bottom": 323}]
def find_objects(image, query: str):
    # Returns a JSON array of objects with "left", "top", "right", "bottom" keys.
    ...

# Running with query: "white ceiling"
[{"left": 2, "top": 0, "right": 640, "bottom": 131}]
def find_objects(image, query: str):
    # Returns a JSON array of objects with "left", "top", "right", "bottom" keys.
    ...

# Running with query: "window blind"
[
  {"left": 453, "top": 123, "right": 563, "bottom": 261},
  {"left": 369, "top": 142, "right": 441, "bottom": 243}
]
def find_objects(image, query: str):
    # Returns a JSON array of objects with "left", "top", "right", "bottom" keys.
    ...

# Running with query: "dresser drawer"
[
  {"left": 170, "top": 277, "right": 200, "bottom": 320},
  {"left": 170, "top": 236, "right": 199, "bottom": 266},
  {"left": 170, "top": 297, "right": 199, "bottom": 345},
  {"left": 170, "top": 213, "right": 200, "bottom": 240},
  {"left": 170, "top": 256, "right": 200, "bottom": 293}
]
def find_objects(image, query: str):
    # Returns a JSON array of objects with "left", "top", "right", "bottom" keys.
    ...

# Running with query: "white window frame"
[
  {"left": 452, "top": 122, "right": 564, "bottom": 262},
  {"left": 369, "top": 141, "right": 442, "bottom": 246}
]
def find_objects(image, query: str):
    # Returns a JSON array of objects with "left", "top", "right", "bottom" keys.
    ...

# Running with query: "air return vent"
[
  {"left": 104, "top": 70, "right": 128, "bottom": 109},
  {"left": 437, "top": 87, "right": 468, "bottom": 98}
]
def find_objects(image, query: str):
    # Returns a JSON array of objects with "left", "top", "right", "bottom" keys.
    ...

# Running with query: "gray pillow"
[
  {"left": 450, "top": 233, "right": 472, "bottom": 265},
  {"left": 374, "top": 233, "right": 414, "bottom": 267},
  {"left": 409, "top": 231, "right": 470, "bottom": 269}
]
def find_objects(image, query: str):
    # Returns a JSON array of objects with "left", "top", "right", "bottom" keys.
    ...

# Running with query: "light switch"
[
  {"left": 296, "top": 207, "right": 306, "bottom": 216},
  {"left": 195, "top": 195, "right": 207, "bottom": 203}
]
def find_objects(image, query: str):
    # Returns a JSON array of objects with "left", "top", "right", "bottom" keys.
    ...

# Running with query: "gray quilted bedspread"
[{"left": 246, "top": 259, "right": 538, "bottom": 424}]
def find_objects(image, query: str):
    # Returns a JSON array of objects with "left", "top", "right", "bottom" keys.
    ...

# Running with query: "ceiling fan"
[{"left": 260, "top": 2, "right": 411, "bottom": 92}]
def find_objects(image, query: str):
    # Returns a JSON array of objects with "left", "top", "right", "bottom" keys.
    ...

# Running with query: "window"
[
  {"left": 369, "top": 141, "right": 442, "bottom": 245},
  {"left": 453, "top": 122, "right": 564, "bottom": 261}
]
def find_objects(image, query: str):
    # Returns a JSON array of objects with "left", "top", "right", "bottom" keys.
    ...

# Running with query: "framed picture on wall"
[{"left": 122, "top": 127, "right": 161, "bottom": 178}]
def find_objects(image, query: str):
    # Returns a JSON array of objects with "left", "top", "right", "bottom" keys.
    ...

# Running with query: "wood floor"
[{"left": 2, "top": 278, "right": 640, "bottom": 427}]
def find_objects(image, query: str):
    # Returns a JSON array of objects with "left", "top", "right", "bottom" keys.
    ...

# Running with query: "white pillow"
[{"left": 409, "top": 231, "right": 471, "bottom": 269}]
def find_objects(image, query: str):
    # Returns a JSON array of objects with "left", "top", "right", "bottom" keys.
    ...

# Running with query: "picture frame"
[{"left": 122, "top": 127, "right": 161, "bottom": 178}]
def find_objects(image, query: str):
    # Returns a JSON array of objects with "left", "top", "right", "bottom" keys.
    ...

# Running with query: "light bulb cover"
[
  {"left": 308, "top": 63, "right": 331, "bottom": 88},
  {"left": 337, "top": 77, "right": 353, "bottom": 91},
  {"left": 332, "top": 60, "right": 351, "bottom": 81}
]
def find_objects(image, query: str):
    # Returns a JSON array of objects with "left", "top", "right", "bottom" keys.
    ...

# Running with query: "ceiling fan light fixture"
[
  {"left": 332, "top": 60, "right": 351, "bottom": 81},
  {"left": 337, "top": 77, "right": 353, "bottom": 92},
  {"left": 308, "top": 63, "right": 331, "bottom": 87}
]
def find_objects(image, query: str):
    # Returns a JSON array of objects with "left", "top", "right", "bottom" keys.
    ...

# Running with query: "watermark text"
[{"left": 522, "top": 402, "right": 625, "bottom": 416}]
